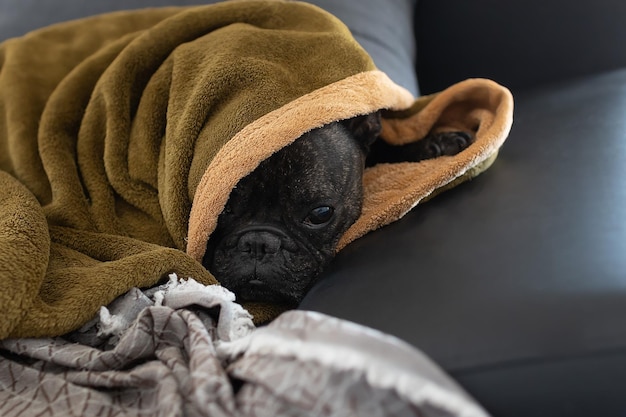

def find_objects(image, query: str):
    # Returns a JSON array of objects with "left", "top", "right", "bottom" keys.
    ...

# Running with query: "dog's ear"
[{"left": 340, "top": 111, "right": 381, "bottom": 152}]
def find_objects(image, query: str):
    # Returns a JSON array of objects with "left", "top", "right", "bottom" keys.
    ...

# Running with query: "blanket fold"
[{"left": 0, "top": 0, "right": 513, "bottom": 339}]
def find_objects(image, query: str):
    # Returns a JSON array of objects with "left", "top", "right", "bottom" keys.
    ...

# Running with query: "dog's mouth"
[
  {"left": 204, "top": 225, "right": 329, "bottom": 306},
  {"left": 235, "top": 278, "right": 299, "bottom": 305},
  {"left": 208, "top": 246, "right": 305, "bottom": 305},
  {"left": 213, "top": 253, "right": 315, "bottom": 306}
]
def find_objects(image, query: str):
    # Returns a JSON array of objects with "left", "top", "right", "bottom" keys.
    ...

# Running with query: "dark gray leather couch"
[
  {"left": 303, "top": 1, "right": 626, "bottom": 416},
  {"left": 3, "top": 1, "right": 625, "bottom": 416}
]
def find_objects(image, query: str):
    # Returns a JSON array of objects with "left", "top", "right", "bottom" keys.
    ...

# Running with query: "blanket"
[
  {"left": 0, "top": 0, "right": 513, "bottom": 339},
  {"left": 0, "top": 276, "right": 490, "bottom": 417}
]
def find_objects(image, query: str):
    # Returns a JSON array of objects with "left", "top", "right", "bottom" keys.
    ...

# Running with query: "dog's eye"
[{"left": 304, "top": 206, "right": 334, "bottom": 226}]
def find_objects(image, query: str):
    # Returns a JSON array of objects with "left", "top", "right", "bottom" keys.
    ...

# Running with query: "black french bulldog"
[{"left": 202, "top": 112, "right": 473, "bottom": 306}]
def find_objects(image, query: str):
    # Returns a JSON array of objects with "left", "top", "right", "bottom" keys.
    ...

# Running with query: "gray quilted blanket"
[{"left": 0, "top": 276, "right": 489, "bottom": 417}]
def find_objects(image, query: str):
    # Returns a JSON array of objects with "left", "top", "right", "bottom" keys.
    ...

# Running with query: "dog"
[{"left": 202, "top": 112, "right": 473, "bottom": 306}]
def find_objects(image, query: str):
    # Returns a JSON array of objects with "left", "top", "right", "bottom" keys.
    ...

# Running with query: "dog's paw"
[
  {"left": 366, "top": 130, "right": 476, "bottom": 165},
  {"left": 423, "top": 131, "right": 474, "bottom": 158}
]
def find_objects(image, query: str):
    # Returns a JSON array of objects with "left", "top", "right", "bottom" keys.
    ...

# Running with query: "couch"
[
  {"left": 2, "top": 1, "right": 625, "bottom": 416},
  {"left": 303, "top": 1, "right": 626, "bottom": 416}
]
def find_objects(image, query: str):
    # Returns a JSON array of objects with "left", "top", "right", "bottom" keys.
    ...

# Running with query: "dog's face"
[{"left": 203, "top": 113, "right": 381, "bottom": 306}]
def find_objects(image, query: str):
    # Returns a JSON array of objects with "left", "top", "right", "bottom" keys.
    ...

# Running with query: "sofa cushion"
[{"left": 415, "top": 0, "right": 626, "bottom": 94}]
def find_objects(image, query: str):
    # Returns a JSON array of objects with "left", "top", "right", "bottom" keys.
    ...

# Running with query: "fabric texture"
[
  {"left": 0, "top": 0, "right": 420, "bottom": 96},
  {"left": 0, "top": 276, "right": 490, "bottom": 417},
  {"left": 0, "top": 0, "right": 513, "bottom": 339}
]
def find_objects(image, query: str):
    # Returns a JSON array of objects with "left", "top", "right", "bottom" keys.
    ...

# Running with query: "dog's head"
[{"left": 203, "top": 113, "right": 381, "bottom": 305}]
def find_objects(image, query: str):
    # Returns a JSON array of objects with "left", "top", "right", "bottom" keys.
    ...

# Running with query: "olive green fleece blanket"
[{"left": 0, "top": 0, "right": 513, "bottom": 339}]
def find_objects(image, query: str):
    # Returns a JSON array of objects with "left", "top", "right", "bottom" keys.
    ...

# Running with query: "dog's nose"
[{"left": 237, "top": 231, "right": 281, "bottom": 260}]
